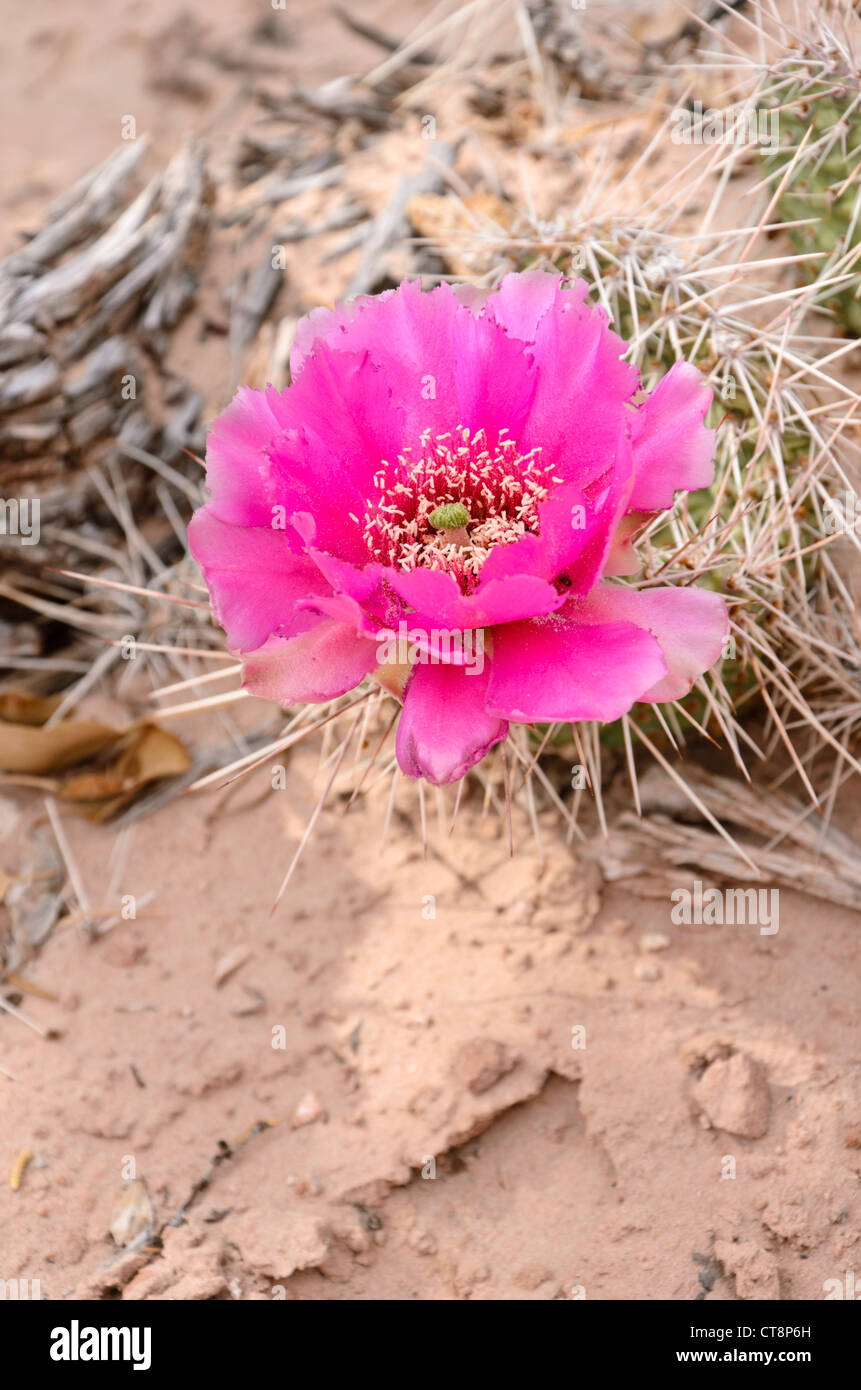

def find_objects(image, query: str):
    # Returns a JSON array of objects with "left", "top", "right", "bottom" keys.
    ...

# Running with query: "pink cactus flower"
[{"left": 189, "top": 273, "right": 728, "bottom": 785}]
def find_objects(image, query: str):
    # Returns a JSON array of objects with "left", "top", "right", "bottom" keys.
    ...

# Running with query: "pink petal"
[
  {"left": 387, "top": 566, "right": 563, "bottom": 631},
  {"left": 478, "top": 441, "right": 633, "bottom": 596},
  {"left": 242, "top": 620, "right": 378, "bottom": 704},
  {"left": 629, "top": 361, "right": 715, "bottom": 511},
  {"left": 274, "top": 342, "right": 407, "bottom": 501},
  {"left": 516, "top": 296, "right": 639, "bottom": 491},
  {"left": 188, "top": 507, "right": 327, "bottom": 652},
  {"left": 576, "top": 583, "right": 729, "bottom": 701},
  {"left": 308, "top": 550, "right": 384, "bottom": 605},
  {"left": 290, "top": 273, "right": 574, "bottom": 377},
  {"left": 290, "top": 292, "right": 395, "bottom": 377},
  {"left": 475, "top": 483, "right": 588, "bottom": 587},
  {"left": 486, "top": 610, "right": 667, "bottom": 722},
  {"left": 603, "top": 512, "right": 648, "bottom": 577},
  {"left": 450, "top": 283, "right": 493, "bottom": 314},
  {"left": 263, "top": 428, "right": 369, "bottom": 563},
  {"left": 297, "top": 590, "right": 379, "bottom": 637},
  {"left": 262, "top": 343, "right": 418, "bottom": 559},
  {"left": 568, "top": 447, "right": 636, "bottom": 594},
  {"left": 445, "top": 302, "right": 538, "bottom": 444},
  {"left": 287, "top": 280, "right": 537, "bottom": 450},
  {"left": 487, "top": 270, "right": 589, "bottom": 341},
  {"left": 396, "top": 660, "right": 508, "bottom": 785},
  {"left": 203, "top": 385, "right": 295, "bottom": 528}
]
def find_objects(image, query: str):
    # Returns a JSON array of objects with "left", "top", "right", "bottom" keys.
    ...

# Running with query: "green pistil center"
[{"left": 428, "top": 501, "right": 471, "bottom": 531}]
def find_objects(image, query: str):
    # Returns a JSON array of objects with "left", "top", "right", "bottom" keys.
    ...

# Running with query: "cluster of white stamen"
[{"left": 362, "top": 425, "right": 556, "bottom": 592}]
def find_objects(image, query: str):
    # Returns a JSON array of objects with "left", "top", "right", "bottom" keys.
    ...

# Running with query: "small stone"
[
  {"left": 108, "top": 1180, "right": 155, "bottom": 1248},
  {"left": 692, "top": 1052, "right": 770, "bottom": 1139},
  {"left": 639, "top": 932, "right": 671, "bottom": 953},
  {"left": 294, "top": 1174, "right": 325, "bottom": 1196},
  {"left": 291, "top": 1091, "right": 325, "bottom": 1128},
  {"left": 454, "top": 1038, "right": 516, "bottom": 1095},
  {"left": 634, "top": 960, "right": 662, "bottom": 982}
]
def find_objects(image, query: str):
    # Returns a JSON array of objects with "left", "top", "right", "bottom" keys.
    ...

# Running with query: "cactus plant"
[{"left": 761, "top": 68, "right": 861, "bottom": 335}]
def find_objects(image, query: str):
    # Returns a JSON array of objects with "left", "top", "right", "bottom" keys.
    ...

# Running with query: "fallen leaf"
[
  {"left": 0, "top": 773, "right": 59, "bottom": 792},
  {"left": 0, "top": 718, "right": 122, "bottom": 775},
  {"left": 60, "top": 724, "right": 191, "bottom": 821},
  {"left": 0, "top": 691, "right": 63, "bottom": 726},
  {"left": 0, "top": 693, "right": 189, "bottom": 818}
]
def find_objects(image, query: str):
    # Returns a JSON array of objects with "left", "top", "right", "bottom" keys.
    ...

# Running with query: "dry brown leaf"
[
  {"left": 0, "top": 691, "right": 63, "bottom": 726},
  {"left": 0, "top": 709, "right": 190, "bottom": 818},
  {"left": 60, "top": 723, "right": 191, "bottom": 821},
  {"left": 0, "top": 773, "right": 59, "bottom": 791},
  {"left": 0, "top": 718, "right": 122, "bottom": 775}
]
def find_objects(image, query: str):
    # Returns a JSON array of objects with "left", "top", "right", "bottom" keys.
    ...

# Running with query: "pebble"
[
  {"left": 454, "top": 1038, "right": 515, "bottom": 1095},
  {"left": 291, "top": 1091, "right": 326, "bottom": 1128},
  {"left": 692, "top": 1052, "right": 770, "bottom": 1139},
  {"left": 634, "top": 960, "right": 662, "bottom": 982},
  {"left": 639, "top": 932, "right": 671, "bottom": 953}
]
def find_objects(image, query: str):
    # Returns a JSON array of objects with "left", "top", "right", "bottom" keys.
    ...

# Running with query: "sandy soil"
[
  {"left": 0, "top": 0, "right": 427, "bottom": 211},
  {"left": 1, "top": 732, "right": 860, "bottom": 1301},
  {"left": 1, "top": 0, "right": 859, "bottom": 1301}
]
